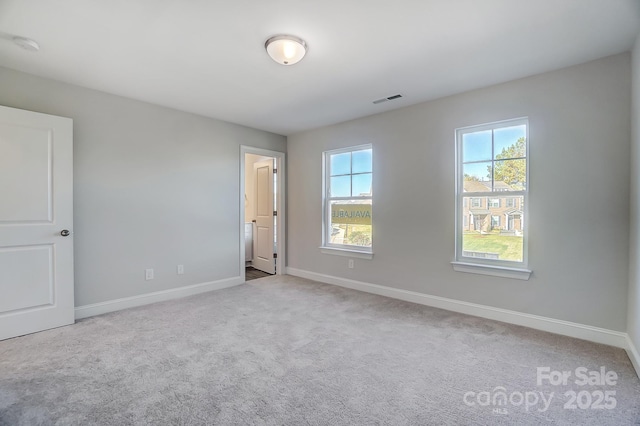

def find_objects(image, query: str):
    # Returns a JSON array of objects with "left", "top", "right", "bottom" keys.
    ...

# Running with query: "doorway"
[{"left": 240, "top": 147, "right": 285, "bottom": 282}]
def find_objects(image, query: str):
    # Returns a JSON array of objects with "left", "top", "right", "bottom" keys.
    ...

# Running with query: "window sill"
[
  {"left": 451, "top": 261, "right": 531, "bottom": 280},
  {"left": 320, "top": 247, "right": 374, "bottom": 260}
]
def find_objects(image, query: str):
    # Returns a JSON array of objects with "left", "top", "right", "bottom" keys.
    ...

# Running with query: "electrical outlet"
[
  {"left": 177, "top": 264, "right": 184, "bottom": 275},
  {"left": 348, "top": 259, "right": 354, "bottom": 269},
  {"left": 145, "top": 268, "right": 154, "bottom": 280}
]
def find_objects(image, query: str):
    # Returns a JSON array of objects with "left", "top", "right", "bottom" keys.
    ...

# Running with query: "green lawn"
[{"left": 462, "top": 232, "right": 523, "bottom": 261}]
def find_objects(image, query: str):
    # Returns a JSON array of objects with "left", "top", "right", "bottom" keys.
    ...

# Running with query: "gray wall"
[
  {"left": 288, "top": 53, "right": 631, "bottom": 331},
  {"left": 629, "top": 35, "right": 640, "bottom": 351},
  {"left": 0, "top": 67, "right": 286, "bottom": 306}
]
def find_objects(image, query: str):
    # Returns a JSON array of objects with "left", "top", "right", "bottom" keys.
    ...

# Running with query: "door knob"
[{"left": 60, "top": 229, "right": 71, "bottom": 237}]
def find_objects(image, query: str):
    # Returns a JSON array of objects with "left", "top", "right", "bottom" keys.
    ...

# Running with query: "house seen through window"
[
  {"left": 323, "top": 145, "right": 372, "bottom": 252},
  {"left": 456, "top": 118, "right": 528, "bottom": 266}
]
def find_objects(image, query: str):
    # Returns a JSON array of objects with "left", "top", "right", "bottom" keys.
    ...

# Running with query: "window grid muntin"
[
  {"left": 460, "top": 119, "right": 527, "bottom": 194},
  {"left": 323, "top": 145, "right": 373, "bottom": 252},
  {"left": 455, "top": 118, "right": 528, "bottom": 268}
]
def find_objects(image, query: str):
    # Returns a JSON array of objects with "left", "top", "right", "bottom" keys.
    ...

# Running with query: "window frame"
[
  {"left": 453, "top": 117, "right": 531, "bottom": 279},
  {"left": 321, "top": 144, "right": 373, "bottom": 258}
]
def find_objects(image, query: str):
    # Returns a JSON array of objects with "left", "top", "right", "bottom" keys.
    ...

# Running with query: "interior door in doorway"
[
  {"left": 0, "top": 105, "right": 74, "bottom": 340},
  {"left": 253, "top": 159, "right": 275, "bottom": 274}
]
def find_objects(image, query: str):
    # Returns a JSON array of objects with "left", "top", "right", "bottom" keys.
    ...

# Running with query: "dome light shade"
[{"left": 265, "top": 35, "right": 307, "bottom": 65}]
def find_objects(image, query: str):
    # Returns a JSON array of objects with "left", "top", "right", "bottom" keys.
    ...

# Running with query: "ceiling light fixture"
[
  {"left": 13, "top": 36, "right": 40, "bottom": 52},
  {"left": 265, "top": 35, "right": 307, "bottom": 65}
]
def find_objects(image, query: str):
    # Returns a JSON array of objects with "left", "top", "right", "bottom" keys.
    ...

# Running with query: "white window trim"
[
  {"left": 451, "top": 261, "right": 532, "bottom": 280},
  {"left": 319, "top": 246, "right": 374, "bottom": 259},
  {"left": 321, "top": 144, "right": 373, "bottom": 258},
  {"left": 453, "top": 117, "right": 530, "bottom": 278}
]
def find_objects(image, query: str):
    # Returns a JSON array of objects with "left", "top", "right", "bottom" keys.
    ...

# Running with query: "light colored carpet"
[{"left": 1, "top": 275, "right": 639, "bottom": 425}]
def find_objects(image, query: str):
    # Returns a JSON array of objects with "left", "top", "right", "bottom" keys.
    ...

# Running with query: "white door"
[
  {"left": 0, "top": 105, "right": 74, "bottom": 340},
  {"left": 253, "top": 160, "right": 275, "bottom": 274}
]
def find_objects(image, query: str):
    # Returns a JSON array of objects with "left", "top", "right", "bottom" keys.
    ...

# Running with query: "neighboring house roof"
[
  {"left": 504, "top": 209, "right": 523, "bottom": 216},
  {"left": 463, "top": 180, "right": 514, "bottom": 192},
  {"left": 463, "top": 180, "right": 491, "bottom": 192},
  {"left": 470, "top": 209, "right": 490, "bottom": 215},
  {"left": 493, "top": 181, "right": 513, "bottom": 191}
]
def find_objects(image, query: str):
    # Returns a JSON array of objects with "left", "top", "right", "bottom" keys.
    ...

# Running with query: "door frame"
[{"left": 239, "top": 146, "right": 286, "bottom": 281}]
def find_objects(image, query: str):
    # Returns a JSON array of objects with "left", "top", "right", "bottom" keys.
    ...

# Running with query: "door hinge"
[
  {"left": 273, "top": 169, "right": 277, "bottom": 173},
  {"left": 273, "top": 211, "right": 277, "bottom": 216},
  {"left": 273, "top": 253, "right": 278, "bottom": 259}
]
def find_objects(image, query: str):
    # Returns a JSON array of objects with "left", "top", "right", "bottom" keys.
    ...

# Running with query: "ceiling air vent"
[{"left": 373, "top": 94, "right": 403, "bottom": 105}]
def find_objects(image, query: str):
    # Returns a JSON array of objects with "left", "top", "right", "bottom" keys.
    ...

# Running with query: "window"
[
  {"left": 322, "top": 145, "right": 372, "bottom": 256},
  {"left": 455, "top": 118, "right": 529, "bottom": 275}
]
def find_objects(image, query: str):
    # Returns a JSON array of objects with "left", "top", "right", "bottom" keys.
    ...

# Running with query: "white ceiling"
[{"left": 0, "top": 0, "right": 639, "bottom": 136}]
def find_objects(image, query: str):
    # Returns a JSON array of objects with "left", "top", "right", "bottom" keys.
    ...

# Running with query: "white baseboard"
[
  {"left": 75, "top": 276, "right": 243, "bottom": 320},
  {"left": 285, "top": 267, "right": 629, "bottom": 349},
  {"left": 627, "top": 335, "right": 640, "bottom": 378}
]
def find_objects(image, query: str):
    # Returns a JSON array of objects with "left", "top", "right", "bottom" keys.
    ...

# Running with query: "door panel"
[
  {"left": 0, "top": 245, "right": 53, "bottom": 313},
  {"left": 256, "top": 226, "right": 271, "bottom": 260},
  {"left": 256, "top": 166, "right": 269, "bottom": 217},
  {"left": 253, "top": 160, "right": 275, "bottom": 274},
  {"left": 0, "top": 105, "right": 74, "bottom": 340},
  {"left": 0, "top": 124, "right": 53, "bottom": 223}
]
